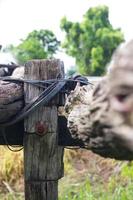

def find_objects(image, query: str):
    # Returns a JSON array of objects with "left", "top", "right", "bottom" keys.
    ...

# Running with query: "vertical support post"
[{"left": 24, "top": 59, "right": 64, "bottom": 200}]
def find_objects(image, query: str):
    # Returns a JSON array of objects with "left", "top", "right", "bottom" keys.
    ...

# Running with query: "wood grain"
[{"left": 24, "top": 59, "right": 64, "bottom": 200}]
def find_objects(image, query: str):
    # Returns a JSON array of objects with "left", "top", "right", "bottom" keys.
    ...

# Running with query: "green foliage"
[
  {"left": 59, "top": 167, "right": 133, "bottom": 200},
  {"left": 60, "top": 5, "right": 124, "bottom": 76},
  {"left": 121, "top": 162, "right": 133, "bottom": 178},
  {"left": 0, "top": 193, "right": 24, "bottom": 200},
  {"left": 7, "top": 29, "right": 60, "bottom": 64},
  {"left": 59, "top": 156, "right": 133, "bottom": 200}
]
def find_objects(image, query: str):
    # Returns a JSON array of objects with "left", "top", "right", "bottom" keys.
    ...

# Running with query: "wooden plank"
[
  {"left": 24, "top": 59, "right": 64, "bottom": 200},
  {"left": 25, "top": 182, "right": 58, "bottom": 200}
]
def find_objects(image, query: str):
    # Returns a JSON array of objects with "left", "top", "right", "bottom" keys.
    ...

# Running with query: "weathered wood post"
[{"left": 24, "top": 59, "right": 64, "bottom": 200}]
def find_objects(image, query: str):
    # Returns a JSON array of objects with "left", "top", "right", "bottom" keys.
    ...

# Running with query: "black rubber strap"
[
  {"left": 0, "top": 75, "right": 90, "bottom": 127},
  {"left": 0, "top": 80, "right": 66, "bottom": 127}
]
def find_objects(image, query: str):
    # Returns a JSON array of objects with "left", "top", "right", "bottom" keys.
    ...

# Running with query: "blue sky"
[{"left": 0, "top": 0, "right": 132, "bottom": 68}]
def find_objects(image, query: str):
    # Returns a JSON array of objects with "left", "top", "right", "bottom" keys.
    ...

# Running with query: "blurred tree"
[
  {"left": 6, "top": 30, "right": 60, "bottom": 64},
  {"left": 60, "top": 5, "right": 124, "bottom": 76}
]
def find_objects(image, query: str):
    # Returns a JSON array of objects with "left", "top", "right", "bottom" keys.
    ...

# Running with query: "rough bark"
[
  {"left": 66, "top": 40, "right": 133, "bottom": 160},
  {"left": 0, "top": 80, "right": 23, "bottom": 122}
]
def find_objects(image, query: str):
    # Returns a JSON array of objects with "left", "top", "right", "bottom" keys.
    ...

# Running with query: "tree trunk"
[{"left": 66, "top": 40, "right": 133, "bottom": 160}]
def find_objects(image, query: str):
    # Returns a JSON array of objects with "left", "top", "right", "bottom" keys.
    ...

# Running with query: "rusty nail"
[{"left": 35, "top": 121, "right": 48, "bottom": 136}]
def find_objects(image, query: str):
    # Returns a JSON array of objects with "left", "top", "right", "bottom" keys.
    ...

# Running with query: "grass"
[
  {"left": 0, "top": 148, "right": 133, "bottom": 200},
  {"left": 0, "top": 147, "right": 23, "bottom": 184},
  {"left": 59, "top": 168, "right": 133, "bottom": 200},
  {"left": 0, "top": 146, "right": 24, "bottom": 200},
  {"left": 59, "top": 150, "right": 133, "bottom": 200},
  {"left": 0, "top": 193, "right": 24, "bottom": 200}
]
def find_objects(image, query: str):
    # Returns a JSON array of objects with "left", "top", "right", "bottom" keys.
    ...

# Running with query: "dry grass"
[
  {"left": 0, "top": 146, "right": 24, "bottom": 194},
  {"left": 0, "top": 146, "right": 131, "bottom": 200}
]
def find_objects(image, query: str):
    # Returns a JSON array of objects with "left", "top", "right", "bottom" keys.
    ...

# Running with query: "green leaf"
[{"left": 60, "top": 5, "right": 124, "bottom": 76}]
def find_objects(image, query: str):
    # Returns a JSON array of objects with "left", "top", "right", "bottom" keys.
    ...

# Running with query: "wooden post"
[{"left": 24, "top": 59, "right": 64, "bottom": 200}]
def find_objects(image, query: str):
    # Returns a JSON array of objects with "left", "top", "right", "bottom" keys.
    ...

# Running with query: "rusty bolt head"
[{"left": 35, "top": 121, "right": 48, "bottom": 136}]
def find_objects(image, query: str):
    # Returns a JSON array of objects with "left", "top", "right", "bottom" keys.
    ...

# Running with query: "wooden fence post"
[{"left": 24, "top": 59, "right": 64, "bottom": 200}]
